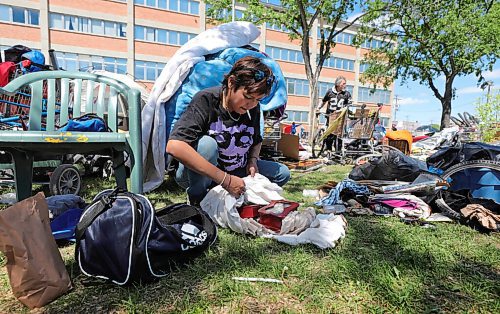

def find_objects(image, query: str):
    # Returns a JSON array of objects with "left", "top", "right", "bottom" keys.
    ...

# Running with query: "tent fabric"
[
  {"left": 447, "top": 168, "right": 500, "bottom": 206},
  {"left": 141, "top": 22, "right": 262, "bottom": 192}
]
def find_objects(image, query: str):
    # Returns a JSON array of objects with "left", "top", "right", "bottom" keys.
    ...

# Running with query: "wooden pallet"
[{"left": 283, "top": 159, "right": 324, "bottom": 171}]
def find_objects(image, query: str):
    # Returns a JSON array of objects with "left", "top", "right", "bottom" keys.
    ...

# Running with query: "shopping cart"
[
  {"left": 0, "top": 62, "right": 62, "bottom": 129},
  {"left": 312, "top": 103, "right": 382, "bottom": 164},
  {"left": 261, "top": 108, "right": 285, "bottom": 159}
]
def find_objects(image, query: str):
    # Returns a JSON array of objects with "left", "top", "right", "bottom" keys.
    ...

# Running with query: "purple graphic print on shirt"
[{"left": 208, "top": 118, "right": 254, "bottom": 171}]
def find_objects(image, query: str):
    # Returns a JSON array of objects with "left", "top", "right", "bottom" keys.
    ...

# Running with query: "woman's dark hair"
[{"left": 222, "top": 56, "right": 274, "bottom": 96}]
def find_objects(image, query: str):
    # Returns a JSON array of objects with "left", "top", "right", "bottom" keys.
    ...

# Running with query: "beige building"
[{"left": 0, "top": 0, "right": 394, "bottom": 131}]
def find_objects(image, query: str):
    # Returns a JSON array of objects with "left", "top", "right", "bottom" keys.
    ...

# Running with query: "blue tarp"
[{"left": 164, "top": 47, "right": 288, "bottom": 139}]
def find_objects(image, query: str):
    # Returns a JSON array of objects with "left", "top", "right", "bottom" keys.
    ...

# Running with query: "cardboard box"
[{"left": 277, "top": 133, "right": 300, "bottom": 160}]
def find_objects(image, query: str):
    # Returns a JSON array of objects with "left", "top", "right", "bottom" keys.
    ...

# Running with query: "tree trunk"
[
  {"left": 308, "top": 79, "right": 319, "bottom": 144},
  {"left": 440, "top": 97, "right": 452, "bottom": 129},
  {"left": 440, "top": 79, "right": 454, "bottom": 130}
]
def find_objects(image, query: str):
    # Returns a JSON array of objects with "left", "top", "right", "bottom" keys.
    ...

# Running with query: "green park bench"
[{"left": 0, "top": 70, "right": 143, "bottom": 201}]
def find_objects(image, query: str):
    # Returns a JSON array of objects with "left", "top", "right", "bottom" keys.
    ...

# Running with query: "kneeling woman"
[{"left": 166, "top": 56, "right": 291, "bottom": 205}]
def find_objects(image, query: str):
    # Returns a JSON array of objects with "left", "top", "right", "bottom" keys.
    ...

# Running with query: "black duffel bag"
[{"left": 75, "top": 188, "right": 217, "bottom": 285}]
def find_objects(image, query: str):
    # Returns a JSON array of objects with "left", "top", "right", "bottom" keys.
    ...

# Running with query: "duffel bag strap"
[
  {"left": 75, "top": 191, "right": 117, "bottom": 242},
  {"left": 159, "top": 204, "right": 216, "bottom": 244}
]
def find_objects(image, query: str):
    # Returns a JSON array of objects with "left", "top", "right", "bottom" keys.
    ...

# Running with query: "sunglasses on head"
[{"left": 241, "top": 67, "right": 275, "bottom": 87}]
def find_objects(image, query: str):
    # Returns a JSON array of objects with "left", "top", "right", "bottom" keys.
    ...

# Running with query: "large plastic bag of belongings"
[
  {"left": 411, "top": 126, "right": 460, "bottom": 160},
  {"left": 349, "top": 146, "right": 428, "bottom": 182},
  {"left": 141, "top": 22, "right": 287, "bottom": 192}
]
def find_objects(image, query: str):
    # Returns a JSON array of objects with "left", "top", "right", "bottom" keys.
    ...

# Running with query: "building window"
[
  {"left": 323, "top": 56, "right": 354, "bottom": 71},
  {"left": 317, "top": 29, "right": 353, "bottom": 46},
  {"left": 358, "top": 87, "right": 391, "bottom": 104},
  {"left": 361, "top": 39, "right": 392, "bottom": 49},
  {"left": 284, "top": 110, "right": 309, "bottom": 123},
  {"left": 135, "top": 25, "right": 195, "bottom": 46},
  {"left": 286, "top": 78, "right": 309, "bottom": 96},
  {"left": 379, "top": 117, "right": 390, "bottom": 127},
  {"left": 335, "top": 32, "right": 354, "bottom": 45},
  {"left": 260, "top": 0, "right": 282, "bottom": 6},
  {"left": 206, "top": 6, "right": 255, "bottom": 22},
  {"left": 0, "top": 4, "right": 39, "bottom": 26},
  {"left": 266, "top": 22, "right": 290, "bottom": 33},
  {"left": 318, "top": 114, "right": 327, "bottom": 125},
  {"left": 135, "top": 61, "right": 166, "bottom": 81},
  {"left": 101, "top": 57, "right": 127, "bottom": 74},
  {"left": 49, "top": 13, "right": 126, "bottom": 38},
  {"left": 135, "top": 0, "right": 200, "bottom": 15},
  {"left": 265, "top": 46, "right": 303, "bottom": 63},
  {"left": 318, "top": 82, "right": 353, "bottom": 98},
  {"left": 359, "top": 62, "right": 369, "bottom": 73},
  {"left": 56, "top": 52, "right": 127, "bottom": 74},
  {"left": 91, "top": 19, "right": 104, "bottom": 35}
]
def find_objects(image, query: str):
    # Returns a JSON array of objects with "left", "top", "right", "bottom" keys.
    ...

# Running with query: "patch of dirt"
[{"left": 216, "top": 286, "right": 306, "bottom": 313}]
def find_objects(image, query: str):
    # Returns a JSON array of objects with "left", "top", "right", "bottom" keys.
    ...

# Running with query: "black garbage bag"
[
  {"left": 349, "top": 148, "right": 427, "bottom": 181},
  {"left": 2, "top": 45, "right": 32, "bottom": 63},
  {"left": 427, "top": 142, "right": 500, "bottom": 171}
]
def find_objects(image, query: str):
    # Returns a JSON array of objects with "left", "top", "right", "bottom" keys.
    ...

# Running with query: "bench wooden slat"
[
  {"left": 96, "top": 82, "right": 106, "bottom": 118},
  {"left": 73, "top": 79, "right": 82, "bottom": 117},
  {"left": 59, "top": 78, "right": 70, "bottom": 125},
  {"left": 108, "top": 87, "right": 118, "bottom": 131},
  {"left": 85, "top": 80, "right": 95, "bottom": 113},
  {"left": 28, "top": 81, "right": 43, "bottom": 131},
  {"left": 46, "top": 79, "right": 56, "bottom": 131}
]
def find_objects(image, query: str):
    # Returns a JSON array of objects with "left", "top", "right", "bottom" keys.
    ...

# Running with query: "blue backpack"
[
  {"left": 59, "top": 114, "right": 109, "bottom": 132},
  {"left": 75, "top": 188, "right": 217, "bottom": 285}
]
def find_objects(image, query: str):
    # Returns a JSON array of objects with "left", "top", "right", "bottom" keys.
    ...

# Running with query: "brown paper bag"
[{"left": 0, "top": 192, "right": 72, "bottom": 308}]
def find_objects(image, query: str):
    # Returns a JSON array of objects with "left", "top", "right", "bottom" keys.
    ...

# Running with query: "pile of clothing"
[
  {"left": 334, "top": 143, "right": 500, "bottom": 231},
  {"left": 200, "top": 173, "right": 347, "bottom": 249}
]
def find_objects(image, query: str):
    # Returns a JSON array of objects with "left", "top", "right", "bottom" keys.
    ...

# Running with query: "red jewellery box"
[
  {"left": 237, "top": 204, "right": 262, "bottom": 219},
  {"left": 257, "top": 200, "right": 300, "bottom": 232}
]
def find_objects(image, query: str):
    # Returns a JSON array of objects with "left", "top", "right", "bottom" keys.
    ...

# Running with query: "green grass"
[{"left": 1, "top": 165, "right": 499, "bottom": 313}]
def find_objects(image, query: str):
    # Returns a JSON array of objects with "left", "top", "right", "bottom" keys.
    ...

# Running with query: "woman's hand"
[
  {"left": 246, "top": 157, "right": 259, "bottom": 177},
  {"left": 223, "top": 175, "right": 246, "bottom": 198}
]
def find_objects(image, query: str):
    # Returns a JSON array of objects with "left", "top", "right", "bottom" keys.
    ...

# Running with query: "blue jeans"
[{"left": 175, "top": 136, "right": 291, "bottom": 202}]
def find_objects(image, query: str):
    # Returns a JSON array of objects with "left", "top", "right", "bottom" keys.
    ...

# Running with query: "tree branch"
[
  {"left": 295, "top": 0, "right": 309, "bottom": 35},
  {"left": 427, "top": 77, "right": 444, "bottom": 102}
]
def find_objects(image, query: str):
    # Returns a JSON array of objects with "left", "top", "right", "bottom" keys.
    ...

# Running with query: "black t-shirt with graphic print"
[
  {"left": 169, "top": 86, "right": 262, "bottom": 173},
  {"left": 322, "top": 88, "right": 352, "bottom": 114}
]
